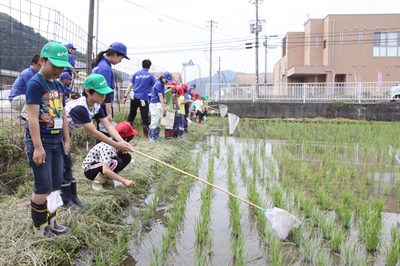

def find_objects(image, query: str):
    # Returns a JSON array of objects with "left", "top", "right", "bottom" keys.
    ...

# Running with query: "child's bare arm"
[{"left": 102, "top": 162, "right": 136, "bottom": 188}]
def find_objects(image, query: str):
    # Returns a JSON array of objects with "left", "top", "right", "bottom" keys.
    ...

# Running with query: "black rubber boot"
[
  {"left": 61, "top": 183, "right": 77, "bottom": 209},
  {"left": 48, "top": 208, "right": 70, "bottom": 235},
  {"left": 142, "top": 125, "right": 149, "bottom": 139},
  {"left": 71, "top": 181, "right": 89, "bottom": 210},
  {"left": 31, "top": 200, "right": 56, "bottom": 238}
]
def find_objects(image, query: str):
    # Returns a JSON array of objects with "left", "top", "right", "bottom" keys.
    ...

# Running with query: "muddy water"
[
  {"left": 129, "top": 135, "right": 281, "bottom": 265},
  {"left": 128, "top": 132, "right": 400, "bottom": 265}
]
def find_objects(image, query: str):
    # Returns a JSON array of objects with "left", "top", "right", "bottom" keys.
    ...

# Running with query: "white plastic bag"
[
  {"left": 227, "top": 113, "right": 240, "bottom": 135},
  {"left": 47, "top": 190, "right": 63, "bottom": 213},
  {"left": 265, "top": 207, "right": 301, "bottom": 239}
]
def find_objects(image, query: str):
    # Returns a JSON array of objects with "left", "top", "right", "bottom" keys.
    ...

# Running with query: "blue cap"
[
  {"left": 59, "top": 72, "right": 72, "bottom": 80},
  {"left": 191, "top": 84, "right": 196, "bottom": 88},
  {"left": 109, "top": 42, "right": 130, "bottom": 60},
  {"left": 65, "top": 43, "right": 76, "bottom": 50},
  {"left": 162, "top": 71, "right": 172, "bottom": 82}
]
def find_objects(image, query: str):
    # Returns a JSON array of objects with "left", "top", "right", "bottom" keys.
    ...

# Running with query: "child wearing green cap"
[
  {"left": 25, "top": 41, "right": 73, "bottom": 237},
  {"left": 62, "top": 74, "right": 134, "bottom": 202}
]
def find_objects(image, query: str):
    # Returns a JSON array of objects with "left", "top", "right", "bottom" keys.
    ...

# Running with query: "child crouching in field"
[{"left": 82, "top": 122, "right": 138, "bottom": 190}]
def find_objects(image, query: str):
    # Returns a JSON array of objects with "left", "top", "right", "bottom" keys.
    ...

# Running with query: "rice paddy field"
[
  {"left": 128, "top": 118, "right": 400, "bottom": 265},
  {"left": 2, "top": 116, "right": 400, "bottom": 265}
]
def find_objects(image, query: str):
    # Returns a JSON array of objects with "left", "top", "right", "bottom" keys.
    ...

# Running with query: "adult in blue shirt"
[
  {"left": 92, "top": 42, "right": 130, "bottom": 135},
  {"left": 64, "top": 43, "right": 78, "bottom": 78},
  {"left": 148, "top": 71, "right": 171, "bottom": 141},
  {"left": 58, "top": 72, "right": 73, "bottom": 98},
  {"left": 8, "top": 54, "right": 41, "bottom": 112},
  {"left": 122, "top": 59, "right": 156, "bottom": 139}
]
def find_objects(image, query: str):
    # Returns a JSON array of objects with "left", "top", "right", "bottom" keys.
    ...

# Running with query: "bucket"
[{"left": 160, "top": 117, "right": 172, "bottom": 126}]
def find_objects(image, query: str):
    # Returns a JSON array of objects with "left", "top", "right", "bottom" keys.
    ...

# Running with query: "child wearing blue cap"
[
  {"left": 26, "top": 41, "right": 73, "bottom": 237},
  {"left": 92, "top": 42, "right": 130, "bottom": 128}
]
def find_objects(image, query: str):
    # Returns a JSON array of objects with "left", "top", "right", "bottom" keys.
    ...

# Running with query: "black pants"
[
  {"left": 127, "top": 98, "right": 150, "bottom": 126},
  {"left": 84, "top": 153, "right": 131, "bottom": 181}
]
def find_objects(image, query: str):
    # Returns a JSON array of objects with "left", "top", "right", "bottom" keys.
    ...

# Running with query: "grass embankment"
[{"left": 0, "top": 110, "right": 216, "bottom": 266}]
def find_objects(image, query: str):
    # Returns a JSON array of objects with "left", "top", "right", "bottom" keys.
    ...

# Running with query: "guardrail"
[{"left": 207, "top": 82, "right": 400, "bottom": 103}]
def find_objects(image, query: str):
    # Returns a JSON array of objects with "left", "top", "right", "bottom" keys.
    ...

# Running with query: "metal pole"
[
  {"left": 209, "top": 20, "right": 213, "bottom": 96},
  {"left": 87, "top": 0, "right": 95, "bottom": 76},
  {"left": 255, "top": 0, "right": 259, "bottom": 99},
  {"left": 95, "top": 0, "right": 100, "bottom": 55},
  {"left": 264, "top": 35, "right": 267, "bottom": 83}
]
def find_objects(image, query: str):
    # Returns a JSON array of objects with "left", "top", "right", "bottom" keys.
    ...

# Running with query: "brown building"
[{"left": 273, "top": 14, "right": 400, "bottom": 84}]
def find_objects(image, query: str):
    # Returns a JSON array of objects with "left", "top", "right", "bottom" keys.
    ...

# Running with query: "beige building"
[{"left": 273, "top": 14, "right": 400, "bottom": 84}]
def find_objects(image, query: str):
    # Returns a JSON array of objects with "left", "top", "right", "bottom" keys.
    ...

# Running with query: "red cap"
[
  {"left": 193, "top": 92, "right": 200, "bottom": 99},
  {"left": 168, "top": 81, "right": 177, "bottom": 87},
  {"left": 176, "top": 86, "right": 184, "bottom": 96},
  {"left": 115, "top": 122, "right": 139, "bottom": 138},
  {"left": 181, "top": 84, "right": 188, "bottom": 92}
]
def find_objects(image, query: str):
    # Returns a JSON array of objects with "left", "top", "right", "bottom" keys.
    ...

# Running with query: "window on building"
[
  {"left": 340, "top": 32, "right": 344, "bottom": 44},
  {"left": 324, "top": 39, "right": 326, "bottom": 49},
  {"left": 282, "top": 36, "right": 286, "bottom": 57},
  {"left": 359, "top": 32, "right": 363, "bottom": 44},
  {"left": 373, "top": 32, "right": 400, "bottom": 57}
]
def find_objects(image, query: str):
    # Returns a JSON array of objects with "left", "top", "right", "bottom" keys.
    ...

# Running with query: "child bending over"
[{"left": 82, "top": 122, "right": 138, "bottom": 190}]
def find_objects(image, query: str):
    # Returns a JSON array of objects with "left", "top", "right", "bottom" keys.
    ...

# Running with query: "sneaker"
[{"left": 16, "top": 115, "right": 26, "bottom": 121}]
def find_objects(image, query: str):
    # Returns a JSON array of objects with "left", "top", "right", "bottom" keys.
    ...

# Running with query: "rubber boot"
[
  {"left": 91, "top": 173, "right": 108, "bottom": 191},
  {"left": 48, "top": 208, "right": 70, "bottom": 235},
  {"left": 61, "top": 183, "right": 77, "bottom": 209},
  {"left": 142, "top": 125, "right": 149, "bottom": 139},
  {"left": 71, "top": 181, "right": 89, "bottom": 210},
  {"left": 173, "top": 130, "right": 178, "bottom": 139},
  {"left": 165, "top": 129, "right": 173, "bottom": 139},
  {"left": 154, "top": 127, "right": 160, "bottom": 140},
  {"left": 31, "top": 200, "right": 56, "bottom": 237},
  {"left": 148, "top": 128, "right": 155, "bottom": 142}
]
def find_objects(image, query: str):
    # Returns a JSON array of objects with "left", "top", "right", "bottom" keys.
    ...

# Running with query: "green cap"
[
  {"left": 83, "top": 74, "right": 113, "bottom": 95},
  {"left": 40, "top": 42, "right": 73, "bottom": 68}
]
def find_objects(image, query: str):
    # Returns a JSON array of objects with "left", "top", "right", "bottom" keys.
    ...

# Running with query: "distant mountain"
[{"left": 186, "top": 69, "right": 243, "bottom": 96}]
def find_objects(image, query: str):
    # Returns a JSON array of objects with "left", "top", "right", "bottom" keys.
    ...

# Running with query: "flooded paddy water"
[{"left": 126, "top": 120, "right": 400, "bottom": 266}]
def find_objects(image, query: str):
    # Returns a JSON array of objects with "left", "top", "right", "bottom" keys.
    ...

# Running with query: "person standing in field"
[
  {"left": 26, "top": 42, "right": 72, "bottom": 237},
  {"left": 122, "top": 59, "right": 156, "bottom": 139},
  {"left": 148, "top": 72, "right": 171, "bottom": 141},
  {"left": 164, "top": 81, "right": 177, "bottom": 139}
]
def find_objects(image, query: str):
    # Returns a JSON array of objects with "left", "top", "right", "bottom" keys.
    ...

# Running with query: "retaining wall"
[{"left": 212, "top": 102, "right": 400, "bottom": 121}]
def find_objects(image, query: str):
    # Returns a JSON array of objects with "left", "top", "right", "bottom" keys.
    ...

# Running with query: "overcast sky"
[{"left": 3, "top": 0, "right": 400, "bottom": 78}]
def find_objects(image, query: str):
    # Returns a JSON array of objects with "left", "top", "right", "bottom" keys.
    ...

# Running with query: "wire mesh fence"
[{"left": 0, "top": 1, "right": 166, "bottom": 148}]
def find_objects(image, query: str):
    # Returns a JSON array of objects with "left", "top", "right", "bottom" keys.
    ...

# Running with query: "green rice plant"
[
  {"left": 269, "top": 183, "right": 284, "bottom": 208},
  {"left": 149, "top": 245, "right": 160, "bottom": 266},
  {"left": 315, "top": 248, "right": 330, "bottom": 266},
  {"left": 335, "top": 203, "right": 352, "bottom": 229},
  {"left": 358, "top": 209, "right": 382, "bottom": 252},
  {"left": 319, "top": 215, "right": 334, "bottom": 240},
  {"left": 299, "top": 234, "right": 318, "bottom": 264},
  {"left": 314, "top": 187, "right": 332, "bottom": 210},
  {"left": 330, "top": 227, "right": 345, "bottom": 254},
  {"left": 269, "top": 236, "right": 286, "bottom": 266},
  {"left": 384, "top": 183, "right": 391, "bottom": 196},
  {"left": 384, "top": 226, "right": 400, "bottom": 266}
]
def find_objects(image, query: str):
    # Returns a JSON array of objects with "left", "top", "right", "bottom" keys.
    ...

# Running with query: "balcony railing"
[{"left": 207, "top": 82, "right": 400, "bottom": 103}]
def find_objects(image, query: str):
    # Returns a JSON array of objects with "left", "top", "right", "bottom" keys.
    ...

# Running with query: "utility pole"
[
  {"left": 87, "top": 0, "right": 95, "bottom": 76},
  {"left": 207, "top": 20, "right": 217, "bottom": 97},
  {"left": 250, "top": 0, "right": 263, "bottom": 100}
]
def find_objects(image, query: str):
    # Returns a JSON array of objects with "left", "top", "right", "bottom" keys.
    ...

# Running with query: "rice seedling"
[
  {"left": 299, "top": 234, "right": 318, "bottom": 264},
  {"left": 384, "top": 226, "right": 400, "bottom": 266},
  {"left": 319, "top": 215, "right": 334, "bottom": 241},
  {"left": 315, "top": 248, "right": 330, "bottom": 266},
  {"left": 330, "top": 227, "right": 345, "bottom": 254}
]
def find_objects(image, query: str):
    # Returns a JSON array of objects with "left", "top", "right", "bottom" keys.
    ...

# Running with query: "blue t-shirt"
[
  {"left": 64, "top": 54, "right": 75, "bottom": 72},
  {"left": 93, "top": 57, "right": 114, "bottom": 106},
  {"left": 9, "top": 66, "right": 37, "bottom": 101},
  {"left": 131, "top": 69, "right": 156, "bottom": 101},
  {"left": 149, "top": 80, "right": 165, "bottom": 104},
  {"left": 25, "top": 73, "right": 66, "bottom": 138}
]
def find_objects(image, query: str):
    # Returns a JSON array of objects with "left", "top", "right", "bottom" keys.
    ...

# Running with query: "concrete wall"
[{"left": 213, "top": 102, "right": 400, "bottom": 121}]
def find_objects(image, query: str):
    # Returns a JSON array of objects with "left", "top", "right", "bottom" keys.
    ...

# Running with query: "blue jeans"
[{"left": 25, "top": 138, "right": 64, "bottom": 194}]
